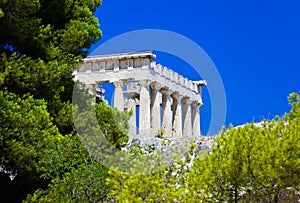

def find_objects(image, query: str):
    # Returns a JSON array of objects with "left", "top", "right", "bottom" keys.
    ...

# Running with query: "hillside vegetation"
[{"left": 0, "top": 1, "right": 299, "bottom": 202}]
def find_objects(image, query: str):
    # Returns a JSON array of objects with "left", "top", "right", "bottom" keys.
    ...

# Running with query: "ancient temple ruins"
[{"left": 74, "top": 51, "right": 206, "bottom": 139}]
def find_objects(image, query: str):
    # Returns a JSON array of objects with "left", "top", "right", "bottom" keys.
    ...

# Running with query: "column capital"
[
  {"left": 138, "top": 79, "right": 151, "bottom": 87},
  {"left": 160, "top": 88, "right": 172, "bottom": 96},
  {"left": 150, "top": 82, "right": 161, "bottom": 91},
  {"left": 192, "top": 101, "right": 202, "bottom": 108},
  {"left": 172, "top": 92, "right": 183, "bottom": 100},
  {"left": 111, "top": 80, "right": 127, "bottom": 88},
  {"left": 182, "top": 97, "right": 192, "bottom": 104}
]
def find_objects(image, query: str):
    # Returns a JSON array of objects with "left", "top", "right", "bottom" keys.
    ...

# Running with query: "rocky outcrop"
[{"left": 124, "top": 135, "right": 215, "bottom": 157}]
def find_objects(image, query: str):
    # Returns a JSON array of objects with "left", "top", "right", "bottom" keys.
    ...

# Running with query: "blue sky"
[{"left": 90, "top": 0, "right": 300, "bottom": 135}]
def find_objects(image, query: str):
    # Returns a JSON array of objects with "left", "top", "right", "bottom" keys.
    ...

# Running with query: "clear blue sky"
[{"left": 90, "top": 0, "right": 300, "bottom": 135}]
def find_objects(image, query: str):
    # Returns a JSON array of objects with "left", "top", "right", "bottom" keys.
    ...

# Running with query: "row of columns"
[{"left": 112, "top": 80, "right": 202, "bottom": 139}]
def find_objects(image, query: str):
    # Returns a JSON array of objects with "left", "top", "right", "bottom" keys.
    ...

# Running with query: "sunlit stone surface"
[{"left": 74, "top": 51, "right": 207, "bottom": 139}]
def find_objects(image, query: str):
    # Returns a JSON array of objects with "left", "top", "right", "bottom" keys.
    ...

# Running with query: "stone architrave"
[
  {"left": 150, "top": 83, "right": 161, "bottom": 136},
  {"left": 112, "top": 80, "right": 126, "bottom": 111},
  {"left": 182, "top": 97, "right": 192, "bottom": 137},
  {"left": 138, "top": 80, "right": 151, "bottom": 137},
  {"left": 161, "top": 89, "right": 173, "bottom": 137},
  {"left": 192, "top": 101, "right": 201, "bottom": 137},
  {"left": 172, "top": 93, "right": 183, "bottom": 138}
]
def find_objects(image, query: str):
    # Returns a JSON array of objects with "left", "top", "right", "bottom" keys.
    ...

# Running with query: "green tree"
[
  {"left": 0, "top": 0, "right": 103, "bottom": 201},
  {"left": 72, "top": 84, "right": 131, "bottom": 150},
  {"left": 107, "top": 92, "right": 299, "bottom": 203},
  {"left": 95, "top": 102, "right": 131, "bottom": 149},
  {"left": 19, "top": 95, "right": 131, "bottom": 202},
  {"left": 186, "top": 93, "right": 300, "bottom": 202},
  {"left": 25, "top": 162, "right": 110, "bottom": 203},
  {"left": 0, "top": 0, "right": 101, "bottom": 60},
  {"left": 0, "top": 90, "right": 62, "bottom": 202},
  {"left": 107, "top": 142, "right": 197, "bottom": 202},
  {"left": 0, "top": 0, "right": 102, "bottom": 134}
]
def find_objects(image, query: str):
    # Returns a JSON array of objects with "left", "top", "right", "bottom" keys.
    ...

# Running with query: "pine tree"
[
  {"left": 0, "top": 0, "right": 104, "bottom": 201},
  {"left": 187, "top": 93, "right": 300, "bottom": 202}
]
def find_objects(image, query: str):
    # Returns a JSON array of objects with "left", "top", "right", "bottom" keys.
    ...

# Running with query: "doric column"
[
  {"left": 172, "top": 93, "right": 183, "bottom": 138},
  {"left": 161, "top": 89, "right": 173, "bottom": 137},
  {"left": 138, "top": 80, "right": 151, "bottom": 137},
  {"left": 112, "top": 80, "right": 126, "bottom": 111},
  {"left": 192, "top": 101, "right": 201, "bottom": 137},
  {"left": 150, "top": 83, "right": 161, "bottom": 136},
  {"left": 182, "top": 97, "right": 192, "bottom": 137},
  {"left": 127, "top": 93, "right": 137, "bottom": 139}
]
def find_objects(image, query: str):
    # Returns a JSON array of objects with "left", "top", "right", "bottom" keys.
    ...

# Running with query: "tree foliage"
[
  {"left": 0, "top": 0, "right": 101, "bottom": 60},
  {"left": 25, "top": 162, "right": 110, "bottom": 203},
  {"left": 95, "top": 102, "right": 131, "bottom": 149},
  {"left": 0, "top": 0, "right": 102, "bottom": 134},
  {"left": 1, "top": 0, "right": 299, "bottom": 202},
  {"left": 0, "top": 0, "right": 104, "bottom": 201},
  {"left": 106, "top": 141, "right": 197, "bottom": 202},
  {"left": 0, "top": 90, "right": 61, "bottom": 201},
  {"left": 23, "top": 100, "right": 131, "bottom": 202},
  {"left": 186, "top": 93, "right": 300, "bottom": 202},
  {"left": 104, "top": 93, "right": 300, "bottom": 202}
]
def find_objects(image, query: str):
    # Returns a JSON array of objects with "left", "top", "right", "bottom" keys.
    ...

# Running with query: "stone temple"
[{"left": 73, "top": 51, "right": 206, "bottom": 140}]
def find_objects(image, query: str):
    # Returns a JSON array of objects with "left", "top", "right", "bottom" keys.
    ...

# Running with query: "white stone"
[
  {"left": 182, "top": 97, "right": 192, "bottom": 137},
  {"left": 192, "top": 101, "right": 201, "bottom": 137},
  {"left": 112, "top": 80, "right": 126, "bottom": 111},
  {"left": 150, "top": 83, "right": 161, "bottom": 136},
  {"left": 172, "top": 93, "right": 183, "bottom": 138},
  {"left": 73, "top": 51, "right": 207, "bottom": 139},
  {"left": 127, "top": 94, "right": 137, "bottom": 139},
  {"left": 161, "top": 89, "right": 173, "bottom": 137},
  {"left": 138, "top": 79, "right": 151, "bottom": 137}
]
